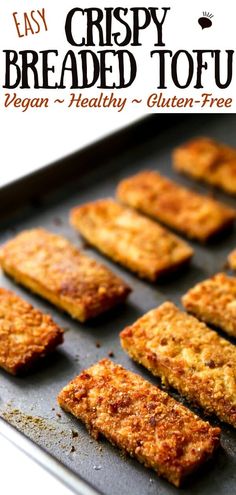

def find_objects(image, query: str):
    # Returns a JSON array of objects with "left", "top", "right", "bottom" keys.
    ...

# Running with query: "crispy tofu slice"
[
  {"left": 0, "top": 287, "right": 63, "bottom": 375},
  {"left": 182, "top": 273, "right": 236, "bottom": 337},
  {"left": 0, "top": 229, "right": 131, "bottom": 322},
  {"left": 58, "top": 359, "right": 220, "bottom": 487},
  {"left": 120, "top": 302, "right": 236, "bottom": 428},
  {"left": 228, "top": 249, "right": 236, "bottom": 271},
  {"left": 117, "top": 170, "right": 235, "bottom": 242},
  {"left": 173, "top": 137, "right": 236, "bottom": 195},
  {"left": 70, "top": 199, "right": 193, "bottom": 282}
]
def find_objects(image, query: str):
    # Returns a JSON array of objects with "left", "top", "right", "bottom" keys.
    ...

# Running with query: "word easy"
[{"left": 12, "top": 9, "right": 48, "bottom": 37}]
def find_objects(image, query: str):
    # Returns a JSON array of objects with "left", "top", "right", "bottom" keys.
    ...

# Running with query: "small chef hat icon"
[{"left": 198, "top": 12, "right": 214, "bottom": 29}]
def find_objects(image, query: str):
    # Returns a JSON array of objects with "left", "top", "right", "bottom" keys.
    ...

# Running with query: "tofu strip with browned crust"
[
  {"left": 58, "top": 359, "right": 220, "bottom": 487},
  {"left": 173, "top": 137, "right": 236, "bottom": 195},
  {"left": 228, "top": 248, "right": 236, "bottom": 271},
  {"left": 182, "top": 273, "right": 236, "bottom": 337},
  {"left": 117, "top": 170, "right": 235, "bottom": 242},
  {"left": 0, "top": 287, "right": 63, "bottom": 374},
  {"left": 120, "top": 302, "right": 236, "bottom": 428},
  {"left": 0, "top": 229, "right": 131, "bottom": 322},
  {"left": 70, "top": 199, "right": 193, "bottom": 282}
]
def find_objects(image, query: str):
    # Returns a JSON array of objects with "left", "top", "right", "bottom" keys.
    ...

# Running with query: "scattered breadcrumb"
[{"left": 72, "top": 430, "right": 79, "bottom": 438}]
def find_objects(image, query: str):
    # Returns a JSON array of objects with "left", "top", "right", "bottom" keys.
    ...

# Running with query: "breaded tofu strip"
[
  {"left": 120, "top": 302, "right": 236, "bottom": 428},
  {"left": 58, "top": 359, "right": 220, "bottom": 487},
  {"left": 0, "top": 287, "right": 63, "bottom": 375},
  {"left": 0, "top": 229, "right": 131, "bottom": 322},
  {"left": 228, "top": 249, "right": 236, "bottom": 271},
  {"left": 173, "top": 137, "right": 236, "bottom": 195},
  {"left": 117, "top": 171, "right": 235, "bottom": 242},
  {"left": 70, "top": 199, "right": 193, "bottom": 282},
  {"left": 182, "top": 273, "right": 236, "bottom": 337}
]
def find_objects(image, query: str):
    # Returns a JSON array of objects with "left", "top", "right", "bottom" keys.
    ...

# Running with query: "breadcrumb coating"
[
  {"left": 173, "top": 137, "right": 236, "bottom": 195},
  {"left": 182, "top": 273, "right": 236, "bottom": 337},
  {"left": 117, "top": 170, "right": 235, "bottom": 241},
  {"left": 0, "top": 228, "right": 131, "bottom": 322},
  {"left": 120, "top": 302, "right": 236, "bottom": 427},
  {"left": 58, "top": 359, "right": 220, "bottom": 487},
  {"left": 0, "top": 287, "right": 63, "bottom": 375},
  {"left": 70, "top": 199, "right": 193, "bottom": 282}
]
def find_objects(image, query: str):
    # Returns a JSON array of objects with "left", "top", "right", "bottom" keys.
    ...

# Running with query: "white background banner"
[
  {"left": 1, "top": 0, "right": 235, "bottom": 114},
  {"left": 0, "top": 0, "right": 235, "bottom": 183}
]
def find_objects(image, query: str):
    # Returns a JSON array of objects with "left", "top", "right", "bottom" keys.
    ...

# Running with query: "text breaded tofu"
[
  {"left": 58, "top": 359, "right": 220, "bottom": 487},
  {"left": 117, "top": 170, "right": 235, "bottom": 242},
  {"left": 70, "top": 199, "right": 193, "bottom": 282},
  {"left": 228, "top": 248, "right": 236, "bottom": 271},
  {"left": 0, "top": 287, "right": 63, "bottom": 375},
  {"left": 173, "top": 137, "right": 236, "bottom": 195},
  {"left": 182, "top": 273, "right": 236, "bottom": 337},
  {"left": 0, "top": 229, "right": 131, "bottom": 322},
  {"left": 120, "top": 302, "right": 236, "bottom": 428}
]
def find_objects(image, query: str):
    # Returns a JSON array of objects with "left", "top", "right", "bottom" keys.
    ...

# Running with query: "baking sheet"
[{"left": 0, "top": 115, "right": 236, "bottom": 495}]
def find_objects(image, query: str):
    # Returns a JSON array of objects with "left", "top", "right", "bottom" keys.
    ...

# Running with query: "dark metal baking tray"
[{"left": 1, "top": 115, "right": 236, "bottom": 495}]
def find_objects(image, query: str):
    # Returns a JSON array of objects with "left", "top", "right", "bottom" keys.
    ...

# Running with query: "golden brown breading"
[
  {"left": 0, "top": 287, "right": 63, "bottom": 375},
  {"left": 70, "top": 199, "right": 193, "bottom": 282},
  {"left": 182, "top": 273, "right": 236, "bottom": 337},
  {"left": 120, "top": 302, "right": 236, "bottom": 428},
  {"left": 228, "top": 249, "right": 236, "bottom": 271},
  {"left": 117, "top": 170, "right": 235, "bottom": 242},
  {"left": 58, "top": 358, "right": 220, "bottom": 487},
  {"left": 173, "top": 137, "right": 236, "bottom": 195},
  {"left": 0, "top": 229, "right": 131, "bottom": 322}
]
